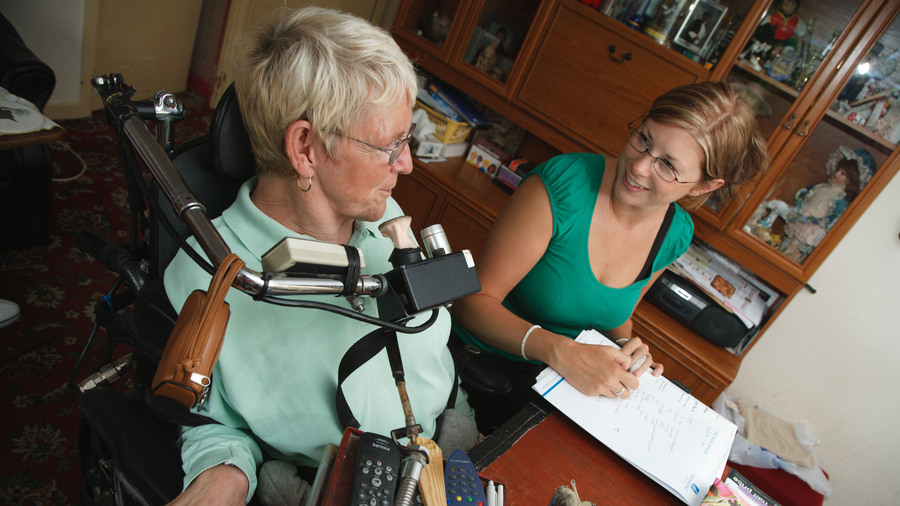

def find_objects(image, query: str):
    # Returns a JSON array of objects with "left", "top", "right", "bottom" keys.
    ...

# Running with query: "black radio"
[{"left": 646, "top": 270, "right": 751, "bottom": 348}]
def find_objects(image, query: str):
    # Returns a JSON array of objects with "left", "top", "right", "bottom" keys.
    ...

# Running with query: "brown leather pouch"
[{"left": 152, "top": 253, "right": 245, "bottom": 409}]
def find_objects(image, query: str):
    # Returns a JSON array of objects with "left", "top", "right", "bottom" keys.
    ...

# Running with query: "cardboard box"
[
  {"left": 496, "top": 158, "right": 535, "bottom": 190},
  {"left": 496, "top": 165, "right": 523, "bottom": 189},
  {"left": 466, "top": 138, "right": 508, "bottom": 178}
]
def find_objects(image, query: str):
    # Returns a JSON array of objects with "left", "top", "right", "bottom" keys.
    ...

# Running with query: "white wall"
[
  {"left": 1, "top": 0, "right": 85, "bottom": 105},
  {"left": 2, "top": 0, "right": 201, "bottom": 119},
  {"left": 727, "top": 171, "right": 900, "bottom": 505}
]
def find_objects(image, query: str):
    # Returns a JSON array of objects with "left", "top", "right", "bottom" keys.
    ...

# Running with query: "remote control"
[
  {"left": 350, "top": 432, "right": 401, "bottom": 506},
  {"left": 444, "top": 449, "right": 486, "bottom": 505}
]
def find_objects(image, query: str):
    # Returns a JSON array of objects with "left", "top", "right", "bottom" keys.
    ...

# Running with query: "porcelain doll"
[{"left": 766, "top": 147, "right": 873, "bottom": 261}]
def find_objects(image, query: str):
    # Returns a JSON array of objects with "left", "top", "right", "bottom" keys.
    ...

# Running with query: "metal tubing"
[{"left": 117, "top": 111, "right": 384, "bottom": 298}]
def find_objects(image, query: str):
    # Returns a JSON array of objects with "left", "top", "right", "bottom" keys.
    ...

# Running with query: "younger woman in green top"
[{"left": 453, "top": 82, "right": 768, "bottom": 429}]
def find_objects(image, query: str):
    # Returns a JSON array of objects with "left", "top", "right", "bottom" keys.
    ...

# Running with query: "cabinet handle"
[
  {"left": 783, "top": 114, "right": 797, "bottom": 130},
  {"left": 608, "top": 45, "right": 632, "bottom": 63},
  {"left": 796, "top": 120, "right": 810, "bottom": 137}
]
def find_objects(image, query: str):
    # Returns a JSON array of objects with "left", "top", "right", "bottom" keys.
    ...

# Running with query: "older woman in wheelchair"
[{"left": 154, "top": 7, "right": 477, "bottom": 505}]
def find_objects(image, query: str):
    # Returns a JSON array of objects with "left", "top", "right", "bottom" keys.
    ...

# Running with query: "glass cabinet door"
[
  {"left": 392, "top": 0, "right": 468, "bottom": 60},
  {"left": 734, "top": 8, "right": 900, "bottom": 275},
  {"left": 697, "top": 0, "right": 867, "bottom": 222},
  {"left": 453, "top": 0, "right": 542, "bottom": 88},
  {"left": 727, "top": 0, "right": 866, "bottom": 141},
  {"left": 602, "top": 0, "right": 757, "bottom": 70}
]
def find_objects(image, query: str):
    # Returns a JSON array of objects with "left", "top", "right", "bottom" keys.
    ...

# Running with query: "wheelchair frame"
[{"left": 75, "top": 74, "right": 481, "bottom": 505}]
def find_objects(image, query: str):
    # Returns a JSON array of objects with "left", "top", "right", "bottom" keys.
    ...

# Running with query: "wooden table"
[
  {"left": 0, "top": 126, "right": 65, "bottom": 150},
  {"left": 318, "top": 401, "right": 690, "bottom": 505},
  {"left": 469, "top": 402, "right": 683, "bottom": 505}
]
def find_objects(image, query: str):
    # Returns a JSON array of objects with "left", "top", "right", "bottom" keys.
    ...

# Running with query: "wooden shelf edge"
[
  {"left": 633, "top": 302, "right": 742, "bottom": 387},
  {"left": 411, "top": 156, "right": 510, "bottom": 220}
]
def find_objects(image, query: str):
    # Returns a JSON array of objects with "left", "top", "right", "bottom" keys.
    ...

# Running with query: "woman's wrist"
[
  {"left": 536, "top": 329, "right": 575, "bottom": 370},
  {"left": 520, "top": 324, "right": 541, "bottom": 360}
]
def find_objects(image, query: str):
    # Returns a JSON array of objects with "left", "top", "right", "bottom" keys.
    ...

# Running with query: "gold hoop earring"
[{"left": 297, "top": 176, "right": 312, "bottom": 193}]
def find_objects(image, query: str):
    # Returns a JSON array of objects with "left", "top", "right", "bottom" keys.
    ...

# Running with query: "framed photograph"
[{"left": 673, "top": 0, "right": 727, "bottom": 55}]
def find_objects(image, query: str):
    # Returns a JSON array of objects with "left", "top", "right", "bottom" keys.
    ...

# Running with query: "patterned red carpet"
[{"left": 0, "top": 91, "right": 212, "bottom": 504}]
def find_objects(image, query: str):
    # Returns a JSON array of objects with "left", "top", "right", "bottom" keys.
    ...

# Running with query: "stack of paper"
[
  {"left": 533, "top": 329, "right": 737, "bottom": 506},
  {"left": 0, "top": 87, "right": 60, "bottom": 135}
]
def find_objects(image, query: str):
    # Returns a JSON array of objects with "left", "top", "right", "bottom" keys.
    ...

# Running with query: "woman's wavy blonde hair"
[{"left": 646, "top": 81, "right": 770, "bottom": 210}]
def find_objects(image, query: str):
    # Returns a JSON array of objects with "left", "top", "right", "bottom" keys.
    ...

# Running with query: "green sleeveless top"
[{"left": 454, "top": 153, "right": 693, "bottom": 362}]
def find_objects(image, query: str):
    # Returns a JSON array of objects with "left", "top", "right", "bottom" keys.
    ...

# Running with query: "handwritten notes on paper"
[{"left": 533, "top": 329, "right": 737, "bottom": 506}]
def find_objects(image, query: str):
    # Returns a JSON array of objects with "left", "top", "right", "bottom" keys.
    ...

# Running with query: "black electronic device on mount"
[{"left": 73, "top": 73, "right": 480, "bottom": 506}]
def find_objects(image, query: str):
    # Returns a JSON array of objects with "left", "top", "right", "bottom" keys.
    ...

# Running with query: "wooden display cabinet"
[
  {"left": 515, "top": 1, "right": 711, "bottom": 157},
  {"left": 392, "top": 0, "right": 470, "bottom": 61},
  {"left": 448, "top": 0, "right": 546, "bottom": 94},
  {"left": 721, "top": 1, "right": 900, "bottom": 285},
  {"left": 392, "top": 0, "right": 900, "bottom": 406},
  {"left": 398, "top": 157, "right": 509, "bottom": 262}
]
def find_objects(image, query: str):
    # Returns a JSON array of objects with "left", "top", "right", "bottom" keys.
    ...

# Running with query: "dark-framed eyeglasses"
[
  {"left": 626, "top": 124, "right": 704, "bottom": 184},
  {"left": 343, "top": 123, "right": 416, "bottom": 166}
]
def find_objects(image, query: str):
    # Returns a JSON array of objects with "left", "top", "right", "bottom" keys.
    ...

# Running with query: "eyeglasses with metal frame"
[
  {"left": 626, "top": 123, "right": 705, "bottom": 184},
  {"left": 343, "top": 123, "right": 416, "bottom": 166}
]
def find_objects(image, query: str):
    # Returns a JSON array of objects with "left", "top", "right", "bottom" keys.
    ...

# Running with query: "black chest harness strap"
[{"left": 335, "top": 326, "right": 458, "bottom": 431}]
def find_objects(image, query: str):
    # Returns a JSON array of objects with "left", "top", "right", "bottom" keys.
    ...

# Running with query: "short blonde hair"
[
  {"left": 233, "top": 7, "right": 418, "bottom": 177},
  {"left": 647, "top": 81, "right": 769, "bottom": 210}
]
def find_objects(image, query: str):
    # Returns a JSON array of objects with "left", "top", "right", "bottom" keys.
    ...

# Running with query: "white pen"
[
  {"left": 617, "top": 338, "right": 646, "bottom": 373},
  {"left": 486, "top": 479, "right": 496, "bottom": 506},
  {"left": 497, "top": 484, "right": 504, "bottom": 505},
  {"left": 628, "top": 353, "right": 646, "bottom": 374}
]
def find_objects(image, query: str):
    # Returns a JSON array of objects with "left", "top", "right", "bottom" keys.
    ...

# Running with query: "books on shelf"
[
  {"left": 425, "top": 80, "right": 491, "bottom": 128},
  {"left": 533, "top": 329, "right": 737, "bottom": 506},
  {"left": 416, "top": 88, "right": 464, "bottom": 123}
]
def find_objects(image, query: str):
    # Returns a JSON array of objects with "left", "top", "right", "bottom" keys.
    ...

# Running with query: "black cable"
[
  {"left": 115, "top": 124, "right": 148, "bottom": 257},
  {"left": 129, "top": 168, "right": 215, "bottom": 276},
  {"left": 258, "top": 297, "right": 439, "bottom": 334}
]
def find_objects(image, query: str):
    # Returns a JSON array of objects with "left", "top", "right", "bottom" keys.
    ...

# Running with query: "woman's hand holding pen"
[
  {"left": 548, "top": 336, "right": 663, "bottom": 400},
  {"left": 549, "top": 338, "right": 638, "bottom": 399},
  {"left": 615, "top": 337, "right": 664, "bottom": 378}
]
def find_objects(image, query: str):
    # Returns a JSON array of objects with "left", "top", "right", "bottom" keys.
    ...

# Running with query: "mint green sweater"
[{"left": 165, "top": 178, "right": 472, "bottom": 501}]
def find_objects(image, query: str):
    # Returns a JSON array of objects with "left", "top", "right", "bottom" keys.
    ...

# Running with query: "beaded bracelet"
[{"left": 520, "top": 324, "right": 541, "bottom": 361}]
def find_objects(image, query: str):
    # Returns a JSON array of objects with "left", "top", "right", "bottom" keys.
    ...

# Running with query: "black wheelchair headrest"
[{"left": 209, "top": 83, "right": 256, "bottom": 180}]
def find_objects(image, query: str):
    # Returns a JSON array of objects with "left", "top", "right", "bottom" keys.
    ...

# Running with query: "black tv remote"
[
  {"left": 350, "top": 432, "right": 401, "bottom": 506},
  {"left": 444, "top": 449, "right": 486, "bottom": 505}
]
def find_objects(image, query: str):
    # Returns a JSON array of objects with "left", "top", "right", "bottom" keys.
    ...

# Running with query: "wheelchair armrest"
[{"left": 78, "top": 387, "right": 185, "bottom": 504}]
